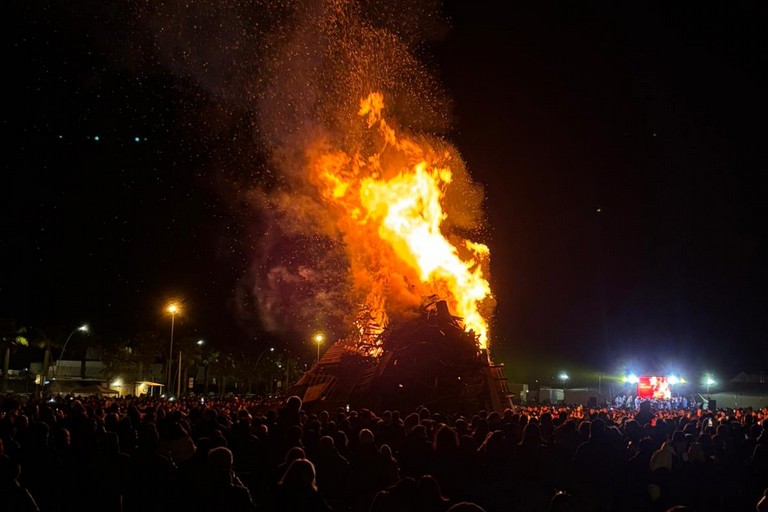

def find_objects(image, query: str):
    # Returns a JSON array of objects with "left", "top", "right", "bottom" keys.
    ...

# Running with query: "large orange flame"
[{"left": 312, "top": 92, "right": 491, "bottom": 349}]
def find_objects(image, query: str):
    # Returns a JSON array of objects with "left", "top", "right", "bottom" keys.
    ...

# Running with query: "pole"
[
  {"left": 317, "top": 341, "right": 320, "bottom": 363},
  {"left": 177, "top": 350, "right": 182, "bottom": 397},
  {"left": 285, "top": 353, "right": 290, "bottom": 392},
  {"left": 55, "top": 328, "right": 80, "bottom": 379},
  {"left": 167, "top": 312, "right": 175, "bottom": 394},
  {"left": 57, "top": 332, "right": 75, "bottom": 377},
  {"left": 598, "top": 373, "right": 602, "bottom": 405}
]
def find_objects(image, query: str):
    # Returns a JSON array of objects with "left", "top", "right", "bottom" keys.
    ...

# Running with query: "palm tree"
[
  {"left": 0, "top": 318, "right": 29, "bottom": 392},
  {"left": 199, "top": 347, "right": 220, "bottom": 395},
  {"left": 208, "top": 349, "right": 236, "bottom": 395}
]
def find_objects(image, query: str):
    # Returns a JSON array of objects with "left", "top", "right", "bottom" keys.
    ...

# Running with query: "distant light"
[
  {"left": 270, "top": 347, "right": 275, "bottom": 352},
  {"left": 134, "top": 136, "right": 140, "bottom": 142},
  {"left": 668, "top": 376, "right": 680, "bottom": 385},
  {"left": 314, "top": 333, "right": 324, "bottom": 344},
  {"left": 58, "top": 135, "right": 63, "bottom": 139},
  {"left": 705, "top": 376, "right": 716, "bottom": 386},
  {"left": 78, "top": 324, "right": 89, "bottom": 332},
  {"left": 197, "top": 339, "right": 204, "bottom": 346},
  {"left": 111, "top": 378, "right": 123, "bottom": 387},
  {"left": 559, "top": 373, "right": 569, "bottom": 381},
  {"left": 596, "top": 208, "right": 602, "bottom": 213},
  {"left": 94, "top": 136, "right": 100, "bottom": 141},
  {"left": 627, "top": 374, "right": 639, "bottom": 384}
]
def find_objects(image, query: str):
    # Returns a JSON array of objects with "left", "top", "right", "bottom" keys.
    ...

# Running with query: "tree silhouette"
[
  {"left": 132, "top": 330, "right": 164, "bottom": 381},
  {"left": 0, "top": 317, "right": 29, "bottom": 392},
  {"left": 96, "top": 333, "right": 136, "bottom": 386}
]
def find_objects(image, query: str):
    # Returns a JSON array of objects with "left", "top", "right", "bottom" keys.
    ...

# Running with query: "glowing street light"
[
  {"left": 559, "top": 372, "right": 569, "bottom": 388},
  {"left": 197, "top": 339, "right": 205, "bottom": 346},
  {"left": 313, "top": 333, "right": 325, "bottom": 363},
  {"left": 165, "top": 302, "right": 181, "bottom": 395},
  {"left": 54, "top": 324, "right": 89, "bottom": 379}
]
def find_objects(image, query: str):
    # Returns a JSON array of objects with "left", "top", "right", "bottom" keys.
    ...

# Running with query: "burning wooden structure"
[{"left": 289, "top": 299, "right": 510, "bottom": 413}]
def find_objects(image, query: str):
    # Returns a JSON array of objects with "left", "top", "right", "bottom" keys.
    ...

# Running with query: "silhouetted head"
[
  {"left": 283, "top": 446, "right": 306, "bottom": 464},
  {"left": 359, "top": 428, "right": 375, "bottom": 445},
  {"left": 286, "top": 395, "right": 302, "bottom": 411},
  {"left": 318, "top": 435, "right": 335, "bottom": 453},
  {"left": 279, "top": 458, "right": 317, "bottom": 492},
  {"left": 589, "top": 419, "right": 606, "bottom": 438},
  {"left": 208, "top": 446, "right": 234, "bottom": 475},
  {"left": 100, "top": 431, "right": 121, "bottom": 455},
  {"left": 417, "top": 474, "right": 448, "bottom": 504}
]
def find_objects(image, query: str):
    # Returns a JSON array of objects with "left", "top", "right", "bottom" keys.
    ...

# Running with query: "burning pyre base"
[{"left": 288, "top": 301, "right": 511, "bottom": 414}]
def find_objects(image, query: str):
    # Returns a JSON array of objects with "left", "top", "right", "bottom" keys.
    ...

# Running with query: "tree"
[
  {"left": 208, "top": 349, "right": 236, "bottom": 394},
  {"left": 199, "top": 346, "right": 220, "bottom": 395},
  {"left": 0, "top": 318, "right": 29, "bottom": 392},
  {"left": 96, "top": 334, "right": 137, "bottom": 386},
  {"left": 132, "top": 330, "right": 164, "bottom": 382}
]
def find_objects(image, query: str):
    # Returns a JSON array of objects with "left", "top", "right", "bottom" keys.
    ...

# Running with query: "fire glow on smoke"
[{"left": 311, "top": 92, "right": 492, "bottom": 348}]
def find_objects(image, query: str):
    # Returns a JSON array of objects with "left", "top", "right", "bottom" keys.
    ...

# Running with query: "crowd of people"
[
  {"left": 0, "top": 392, "right": 766, "bottom": 512},
  {"left": 611, "top": 395, "right": 700, "bottom": 412}
]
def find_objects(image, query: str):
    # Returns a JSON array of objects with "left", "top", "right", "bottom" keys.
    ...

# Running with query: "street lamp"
[
  {"left": 54, "top": 324, "right": 89, "bottom": 379},
  {"left": 254, "top": 347, "right": 275, "bottom": 395},
  {"left": 705, "top": 375, "right": 716, "bottom": 401},
  {"left": 559, "top": 372, "right": 569, "bottom": 388},
  {"left": 313, "top": 333, "right": 325, "bottom": 363},
  {"left": 166, "top": 302, "right": 180, "bottom": 395},
  {"left": 255, "top": 347, "right": 275, "bottom": 367}
]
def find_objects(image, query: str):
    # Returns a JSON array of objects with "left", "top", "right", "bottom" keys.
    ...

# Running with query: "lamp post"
[
  {"left": 313, "top": 333, "right": 324, "bottom": 363},
  {"left": 254, "top": 347, "right": 275, "bottom": 394},
  {"left": 255, "top": 347, "right": 275, "bottom": 368},
  {"left": 166, "top": 303, "right": 180, "bottom": 395},
  {"left": 54, "top": 324, "right": 88, "bottom": 379}
]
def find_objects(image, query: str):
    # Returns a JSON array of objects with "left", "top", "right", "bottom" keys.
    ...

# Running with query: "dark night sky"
[{"left": 3, "top": 1, "right": 766, "bottom": 383}]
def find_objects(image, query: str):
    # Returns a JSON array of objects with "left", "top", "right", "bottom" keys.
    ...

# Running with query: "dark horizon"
[{"left": 3, "top": 1, "right": 766, "bottom": 384}]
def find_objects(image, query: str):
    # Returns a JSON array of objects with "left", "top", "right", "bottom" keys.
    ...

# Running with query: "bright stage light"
[
  {"left": 667, "top": 375, "right": 680, "bottom": 385},
  {"left": 627, "top": 374, "right": 639, "bottom": 384}
]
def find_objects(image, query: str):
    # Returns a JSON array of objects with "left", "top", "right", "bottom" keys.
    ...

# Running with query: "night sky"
[{"left": 3, "top": 1, "right": 766, "bottom": 384}]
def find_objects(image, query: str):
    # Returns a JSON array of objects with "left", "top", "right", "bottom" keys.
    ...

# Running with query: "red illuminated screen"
[{"left": 637, "top": 376, "right": 671, "bottom": 399}]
